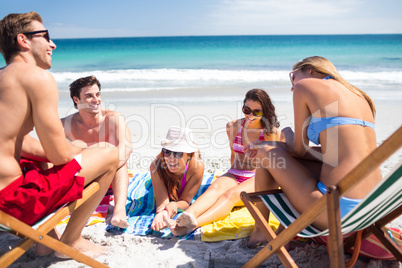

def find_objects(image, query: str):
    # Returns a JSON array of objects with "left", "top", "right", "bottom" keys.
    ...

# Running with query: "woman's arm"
[
  {"left": 226, "top": 121, "right": 236, "bottom": 165},
  {"left": 291, "top": 82, "right": 323, "bottom": 162},
  {"left": 150, "top": 160, "right": 170, "bottom": 213},
  {"left": 292, "top": 83, "right": 313, "bottom": 157},
  {"left": 150, "top": 159, "right": 172, "bottom": 231},
  {"left": 171, "top": 158, "right": 205, "bottom": 215}
]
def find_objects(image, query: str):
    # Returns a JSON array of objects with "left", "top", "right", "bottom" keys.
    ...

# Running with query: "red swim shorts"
[{"left": 0, "top": 158, "right": 85, "bottom": 226}]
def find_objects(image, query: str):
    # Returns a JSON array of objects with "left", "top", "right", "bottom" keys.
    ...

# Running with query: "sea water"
[
  {"left": 2, "top": 34, "right": 399, "bottom": 105},
  {"left": 1, "top": 35, "right": 400, "bottom": 168}
]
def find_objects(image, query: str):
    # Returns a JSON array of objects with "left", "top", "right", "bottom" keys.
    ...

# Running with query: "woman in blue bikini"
[
  {"left": 247, "top": 56, "right": 381, "bottom": 247},
  {"left": 164, "top": 88, "right": 281, "bottom": 236},
  {"left": 150, "top": 126, "right": 204, "bottom": 231}
]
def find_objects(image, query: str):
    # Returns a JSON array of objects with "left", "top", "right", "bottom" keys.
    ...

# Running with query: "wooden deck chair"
[
  {"left": 241, "top": 126, "right": 402, "bottom": 268},
  {"left": 0, "top": 181, "right": 108, "bottom": 268}
]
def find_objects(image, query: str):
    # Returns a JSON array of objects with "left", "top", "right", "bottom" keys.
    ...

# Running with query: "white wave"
[
  {"left": 51, "top": 69, "right": 402, "bottom": 92},
  {"left": 51, "top": 69, "right": 286, "bottom": 83},
  {"left": 340, "top": 70, "right": 402, "bottom": 83}
]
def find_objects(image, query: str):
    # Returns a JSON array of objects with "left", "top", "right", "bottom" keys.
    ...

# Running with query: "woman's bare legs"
[
  {"left": 54, "top": 144, "right": 119, "bottom": 258},
  {"left": 247, "top": 166, "right": 278, "bottom": 247},
  {"left": 165, "top": 174, "right": 255, "bottom": 236},
  {"left": 194, "top": 177, "right": 254, "bottom": 226},
  {"left": 248, "top": 145, "right": 324, "bottom": 247}
]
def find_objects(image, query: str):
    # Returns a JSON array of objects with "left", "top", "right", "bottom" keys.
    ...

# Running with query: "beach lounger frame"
[
  {"left": 241, "top": 126, "right": 402, "bottom": 268},
  {"left": 0, "top": 181, "right": 108, "bottom": 268}
]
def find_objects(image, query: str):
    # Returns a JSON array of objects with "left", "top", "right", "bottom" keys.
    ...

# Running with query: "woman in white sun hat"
[
  {"left": 164, "top": 88, "right": 282, "bottom": 236},
  {"left": 150, "top": 126, "right": 204, "bottom": 231}
]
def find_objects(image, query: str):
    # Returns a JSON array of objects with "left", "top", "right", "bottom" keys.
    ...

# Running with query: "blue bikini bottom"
[{"left": 317, "top": 181, "right": 362, "bottom": 218}]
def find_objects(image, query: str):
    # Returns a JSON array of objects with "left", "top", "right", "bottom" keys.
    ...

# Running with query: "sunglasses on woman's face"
[
  {"left": 242, "top": 105, "right": 263, "bottom": 117},
  {"left": 289, "top": 68, "right": 301, "bottom": 86},
  {"left": 162, "top": 148, "right": 184, "bottom": 159}
]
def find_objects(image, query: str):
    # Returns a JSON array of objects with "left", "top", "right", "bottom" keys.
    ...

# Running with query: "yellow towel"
[{"left": 201, "top": 206, "right": 280, "bottom": 242}]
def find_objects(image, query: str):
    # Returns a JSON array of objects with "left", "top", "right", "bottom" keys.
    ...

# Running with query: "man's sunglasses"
[
  {"left": 242, "top": 105, "right": 263, "bottom": 117},
  {"left": 23, "top": 30, "right": 50, "bottom": 43},
  {"left": 162, "top": 148, "right": 184, "bottom": 159}
]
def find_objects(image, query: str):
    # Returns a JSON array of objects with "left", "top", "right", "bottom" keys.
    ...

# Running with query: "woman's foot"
[
  {"left": 54, "top": 236, "right": 108, "bottom": 259},
  {"left": 163, "top": 213, "right": 191, "bottom": 236},
  {"left": 247, "top": 227, "right": 268, "bottom": 248},
  {"left": 176, "top": 211, "right": 198, "bottom": 230}
]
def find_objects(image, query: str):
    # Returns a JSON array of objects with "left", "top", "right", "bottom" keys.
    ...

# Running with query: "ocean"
[
  {"left": 2, "top": 34, "right": 400, "bottom": 106},
  {"left": 1, "top": 34, "right": 401, "bottom": 168}
]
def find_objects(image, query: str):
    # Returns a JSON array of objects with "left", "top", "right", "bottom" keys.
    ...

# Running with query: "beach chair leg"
[
  {"left": 0, "top": 238, "right": 36, "bottom": 268},
  {"left": 343, "top": 205, "right": 402, "bottom": 262},
  {"left": 0, "top": 182, "right": 108, "bottom": 268},
  {"left": 344, "top": 206, "right": 401, "bottom": 249},
  {"left": 327, "top": 186, "right": 345, "bottom": 268},
  {"left": 371, "top": 224, "right": 402, "bottom": 262},
  {"left": 241, "top": 192, "right": 297, "bottom": 268}
]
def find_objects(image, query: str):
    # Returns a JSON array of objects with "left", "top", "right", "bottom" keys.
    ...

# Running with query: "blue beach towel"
[{"left": 106, "top": 172, "right": 216, "bottom": 239}]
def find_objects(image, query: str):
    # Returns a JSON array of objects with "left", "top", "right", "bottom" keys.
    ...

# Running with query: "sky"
[{"left": 1, "top": 0, "right": 402, "bottom": 39}]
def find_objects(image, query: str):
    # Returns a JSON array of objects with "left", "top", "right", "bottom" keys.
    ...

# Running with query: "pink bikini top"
[
  {"left": 232, "top": 120, "right": 265, "bottom": 154},
  {"left": 178, "top": 161, "right": 189, "bottom": 197}
]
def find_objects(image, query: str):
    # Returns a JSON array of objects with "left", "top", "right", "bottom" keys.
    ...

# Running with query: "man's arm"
[
  {"left": 21, "top": 134, "right": 49, "bottom": 162},
  {"left": 27, "top": 69, "right": 83, "bottom": 165},
  {"left": 113, "top": 111, "right": 133, "bottom": 168}
]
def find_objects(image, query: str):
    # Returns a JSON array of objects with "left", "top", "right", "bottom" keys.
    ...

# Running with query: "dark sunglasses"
[
  {"left": 23, "top": 30, "right": 50, "bottom": 43},
  {"left": 162, "top": 148, "right": 184, "bottom": 159},
  {"left": 242, "top": 105, "right": 263, "bottom": 117},
  {"left": 289, "top": 68, "right": 300, "bottom": 86}
]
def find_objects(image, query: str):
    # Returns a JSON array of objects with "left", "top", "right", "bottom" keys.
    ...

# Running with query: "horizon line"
[{"left": 52, "top": 33, "right": 402, "bottom": 40}]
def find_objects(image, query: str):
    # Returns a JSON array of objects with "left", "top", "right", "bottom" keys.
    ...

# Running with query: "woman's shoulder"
[
  {"left": 265, "top": 127, "right": 282, "bottom": 141},
  {"left": 188, "top": 155, "right": 204, "bottom": 177},
  {"left": 227, "top": 118, "right": 244, "bottom": 131},
  {"left": 294, "top": 77, "right": 337, "bottom": 94},
  {"left": 191, "top": 152, "right": 204, "bottom": 166},
  {"left": 150, "top": 157, "right": 160, "bottom": 174}
]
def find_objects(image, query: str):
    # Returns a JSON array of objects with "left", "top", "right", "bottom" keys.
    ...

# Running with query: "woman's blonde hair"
[{"left": 293, "top": 56, "right": 376, "bottom": 117}]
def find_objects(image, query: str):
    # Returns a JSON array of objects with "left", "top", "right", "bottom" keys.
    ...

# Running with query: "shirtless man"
[
  {"left": 0, "top": 12, "right": 122, "bottom": 258},
  {"left": 61, "top": 76, "right": 132, "bottom": 228}
]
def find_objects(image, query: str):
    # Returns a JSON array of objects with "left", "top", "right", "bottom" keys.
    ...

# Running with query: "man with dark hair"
[
  {"left": 0, "top": 12, "right": 121, "bottom": 258},
  {"left": 62, "top": 75, "right": 132, "bottom": 228}
]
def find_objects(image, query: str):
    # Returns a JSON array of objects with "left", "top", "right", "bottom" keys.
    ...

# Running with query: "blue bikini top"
[
  {"left": 305, "top": 75, "right": 375, "bottom": 145},
  {"left": 307, "top": 117, "right": 375, "bottom": 145}
]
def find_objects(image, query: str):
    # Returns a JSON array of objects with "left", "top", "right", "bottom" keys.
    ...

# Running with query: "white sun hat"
[{"left": 161, "top": 126, "right": 198, "bottom": 153}]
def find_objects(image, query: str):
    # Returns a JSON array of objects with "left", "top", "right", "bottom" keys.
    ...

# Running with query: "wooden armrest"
[{"left": 241, "top": 189, "right": 283, "bottom": 202}]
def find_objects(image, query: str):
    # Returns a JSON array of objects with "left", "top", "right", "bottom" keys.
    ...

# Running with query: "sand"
[{"left": 1, "top": 95, "right": 401, "bottom": 268}]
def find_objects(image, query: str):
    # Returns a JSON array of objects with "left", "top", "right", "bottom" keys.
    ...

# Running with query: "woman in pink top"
[
  {"left": 150, "top": 126, "right": 204, "bottom": 231},
  {"left": 164, "top": 89, "right": 281, "bottom": 236}
]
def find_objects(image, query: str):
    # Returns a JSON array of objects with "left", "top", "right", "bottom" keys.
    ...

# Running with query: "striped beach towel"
[
  {"left": 259, "top": 163, "right": 402, "bottom": 259},
  {"left": 106, "top": 172, "right": 216, "bottom": 238},
  {"left": 58, "top": 190, "right": 111, "bottom": 227}
]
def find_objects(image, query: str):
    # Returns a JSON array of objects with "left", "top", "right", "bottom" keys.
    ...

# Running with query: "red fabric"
[
  {"left": 312, "top": 227, "right": 402, "bottom": 260},
  {"left": 0, "top": 158, "right": 85, "bottom": 226}
]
